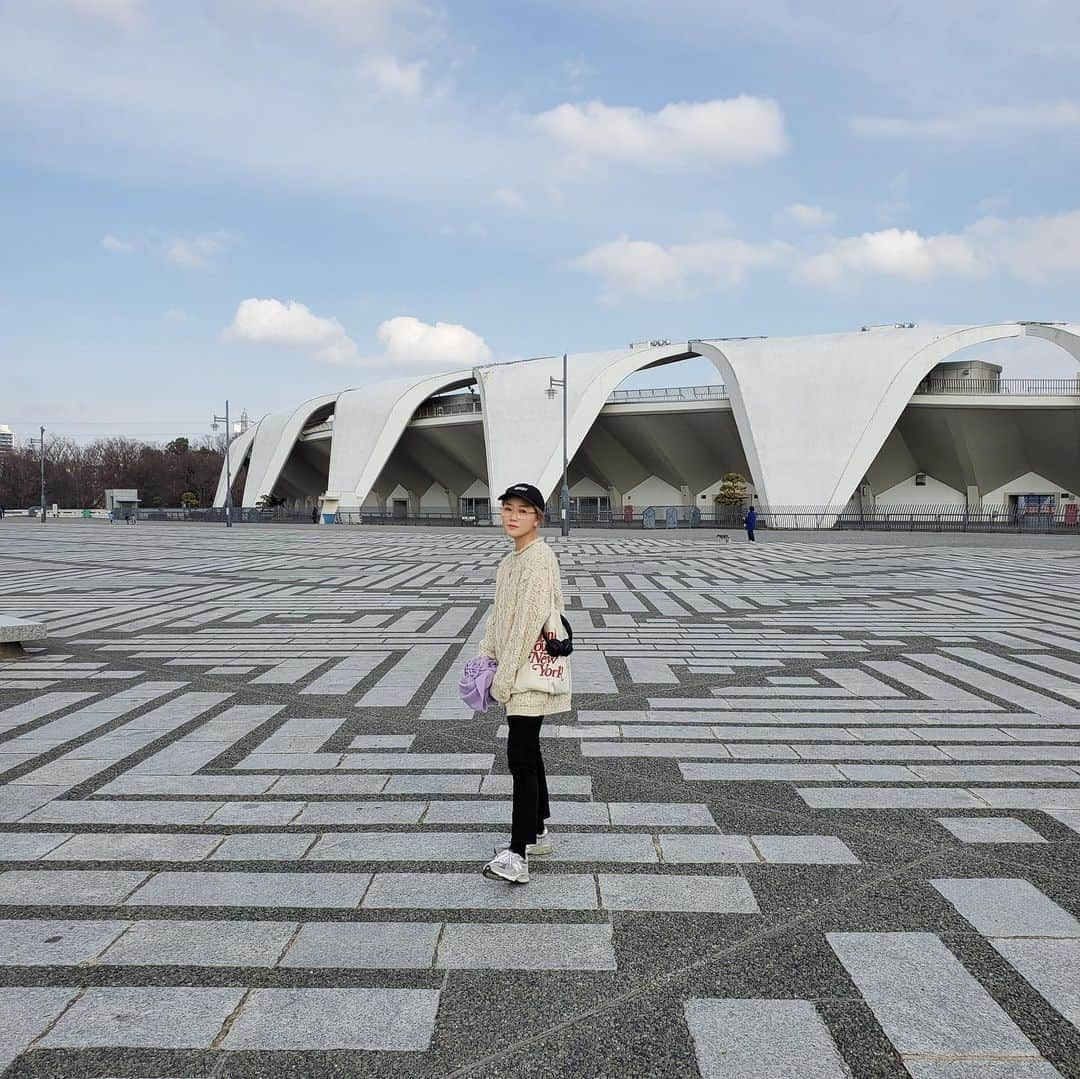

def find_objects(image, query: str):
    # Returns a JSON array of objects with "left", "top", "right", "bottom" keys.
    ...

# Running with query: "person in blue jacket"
[{"left": 744, "top": 505, "right": 757, "bottom": 542}]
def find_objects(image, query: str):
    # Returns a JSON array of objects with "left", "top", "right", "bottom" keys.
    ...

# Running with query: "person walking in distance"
[
  {"left": 744, "top": 504, "right": 757, "bottom": 542},
  {"left": 480, "top": 482, "right": 570, "bottom": 884}
]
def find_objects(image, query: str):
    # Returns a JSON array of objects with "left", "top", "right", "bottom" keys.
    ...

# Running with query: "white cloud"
[
  {"left": 57, "top": 0, "right": 144, "bottom": 29},
  {"left": 253, "top": 0, "right": 435, "bottom": 47},
  {"left": 102, "top": 233, "right": 133, "bottom": 252},
  {"left": 373, "top": 315, "right": 492, "bottom": 369},
  {"left": 362, "top": 54, "right": 426, "bottom": 99},
  {"left": 493, "top": 186, "right": 527, "bottom": 210},
  {"left": 798, "top": 210, "right": 1080, "bottom": 287},
  {"left": 534, "top": 95, "right": 787, "bottom": 168},
  {"left": 799, "top": 228, "right": 981, "bottom": 287},
  {"left": 851, "top": 100, "right": 1080, "bottom": 141},
  {"left": 166, "top": 231, "right": 231, "bottom": 271},
  {"left": 573, "top": 234, "right": 790, "bottom": 303},
  {"left": 967, "top": 210, "right": 1080, "bottom": 284},
  {"left": 222, "top": 302, "right": 491, "bottom": 370},
  {"left": 780, "top": 203, "right": 836, "bottom": 229},
  {"left": 223, "top": 298, "right": 360, "bottom": 365}
]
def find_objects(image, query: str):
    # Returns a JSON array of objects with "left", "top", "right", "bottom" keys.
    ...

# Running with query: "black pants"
[
  {"left": 507, "top": 715, "right": 550, "bottom": 855},
  {"left": 746, "top": 529, "right": 755, "bottom": 542}
]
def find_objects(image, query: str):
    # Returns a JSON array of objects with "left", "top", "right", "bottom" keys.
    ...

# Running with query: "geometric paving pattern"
[{"left": 0, "top": 523, "right": 1078, "bottom": 1076}]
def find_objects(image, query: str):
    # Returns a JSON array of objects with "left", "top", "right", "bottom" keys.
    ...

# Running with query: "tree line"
[{"left": 0, "top": 436, "right": 227, "bottom": 510}]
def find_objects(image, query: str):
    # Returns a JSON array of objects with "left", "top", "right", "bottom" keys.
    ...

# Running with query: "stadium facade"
[{"left": 214, "top": 322, "right": 1080, "bottom": 522}]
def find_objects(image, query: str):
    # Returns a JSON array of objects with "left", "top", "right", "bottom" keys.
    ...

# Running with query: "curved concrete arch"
[
  {"left": 326, "top": 369, "right": 475, "bottom": 509},
  {"left": 477, "top": 344, "right": 696, "bottom": 506},
  {"left": 1023, "top": 322, "right": 1080, "bottom": 363},
  {"left": 695, "top": 325, "right": 1032, "bottom": 508},
  {"left": 826, "top": 323, "right": 1036, "bottom": 508},
  {"left": 240, "top": 393, "right": 338, "bottom": 506},
  {"left": 213, "top": 422, "right": 259, "bottom": 507}
]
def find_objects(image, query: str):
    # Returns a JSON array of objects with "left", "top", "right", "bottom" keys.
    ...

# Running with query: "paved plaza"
[{"left": 0, "top": 523, "right": 1079, "bottom": 1077}]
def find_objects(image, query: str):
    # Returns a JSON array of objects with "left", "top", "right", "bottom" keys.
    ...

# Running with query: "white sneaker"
[
  {"left": 482, "top": 848, "right": 529, "bottom": 883},
  {"left": 495, "top": 828, "right": 553, "bottom": 858}
]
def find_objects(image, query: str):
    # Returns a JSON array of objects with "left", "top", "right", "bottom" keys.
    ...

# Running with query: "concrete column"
[{"left": 966, "top": 485, "right": 981, "bottom": 508}]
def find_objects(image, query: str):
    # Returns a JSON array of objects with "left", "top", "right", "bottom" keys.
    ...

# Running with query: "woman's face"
[{"left": 500, "top": 497, "right": 539, "bottom": 539}]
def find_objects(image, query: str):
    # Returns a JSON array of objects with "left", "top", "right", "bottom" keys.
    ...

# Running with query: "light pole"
[
  {"left": 546, "top": 353, "right": 570, "bottom": 537},
  {"left": 27, "top": 427, "right": 46, "bottom": 524},
  {"left": 211, "top": 401, "right": 233, "bottom": 528}
]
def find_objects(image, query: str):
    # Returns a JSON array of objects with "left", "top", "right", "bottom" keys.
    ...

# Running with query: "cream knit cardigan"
[{"left": 479, "top": 538, "right": 571, "bottom": 717}]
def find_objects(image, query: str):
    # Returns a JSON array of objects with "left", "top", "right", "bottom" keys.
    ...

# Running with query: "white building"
[
  {"left": 0, "top": 425, "right": 14, "bottom": 453},
  {"left": 215, "top": 322, "right": 1080, "bottom": 520}
]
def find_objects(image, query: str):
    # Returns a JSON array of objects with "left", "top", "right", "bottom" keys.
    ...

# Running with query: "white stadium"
[{"left": 214, "top": 322, "right": 1080, "bottom": 527}]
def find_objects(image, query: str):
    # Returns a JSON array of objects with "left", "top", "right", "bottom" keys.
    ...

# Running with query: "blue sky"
[{"left": 4, "top": 0, "right": 1080, "bottom": 442}]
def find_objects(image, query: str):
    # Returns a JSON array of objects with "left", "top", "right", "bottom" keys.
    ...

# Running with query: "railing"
[
  {"left": 412, "top": 398, "right": 484, "bottom": 421},
  {"left": 915, "top": 378, "right": 1080, "bottom": 395},
  {"left": 127, "top": 501, "right": 1080, "bottom": 532},
  {"left": 606, "top": 385, "right": 728, "bottom": 403}
]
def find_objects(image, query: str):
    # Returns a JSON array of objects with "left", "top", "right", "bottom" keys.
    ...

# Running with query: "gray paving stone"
[
  {"left": 798, "top": 787, "right": 986, "bottom": 809},
  {"left": 99, "top": 918, "right": 296, "bottom": 967},
  {"left": 126, "top": 871, "right": 371, "bottom": 909},
  {"left": 609, "top": 802, "right": 716, "bottom": 826},
  {"left": 991, "top": 938, "right": 1080, "bottom": 1030},
  {"left": 0, "top": 987, "right": 79, "bottom": 1070},
  {"left": 682, "top": 763, "right": 844, "bottom": 781},
  {"left": 751, "top": 835, "right": 860, "bottom": 864},
  {"left": 282, "top": 921, "right": 440, "bottom": 969},
  {"left": 0, "top": 919, "right": 128, "bottom": 965},
  {"left": 658, "top": 835, "right": 759, "bottom": 864},
  {"left": 0, "top": 869, "right": 148, "bottom": 906},
  {"left": 337, "top": 752, "right": 493, "bottom": 770},
  {"left": 931, "top": 879, "right": 1080, "bottom": 937},
  {"left": 39, "top": 986, "right": 244, "bottom": 1048},
  {"left": 827, "top": 932, "right": 1040, "bottom": 1058},
  {"left": 45, "top": 832, "right": 223, "bottom": 862},
  {"left": 221, "top": 987, "right": 440, "bottom": 1050},
  {"left": 270, "top": 774, "right": 388, "bottom": 795},
  {"left": 903, "top": 1059, "right": 1064, "bottom": 1077},
  {"left": 0, "top": 832, "right": 72, "bottom": 860},
  {"left": 206, "top": 800, "right": 305, "bottom": 825},
  {"left": 211, "top": 833, "right": 316, "bottom": 861},
  {"left": 383, "top": 774, "right": 482, "bottom": 794},
  {"left": 684, "top": 998, "right": 851, "bottom": 1078},
  {"left": 598, "top": 873, "right": 760, "bottom": 913},
  {"left": 437, "top": 923, "right": 616, "bottom": 970},
  {"left": 294, "top": 801, "right": 425, "bottom": 825},
  {"left": 936, "top": 817, "right": 1048, "bottom": 844},
  {"left": 25, "top": 799, "right": 222, "bottom": 825},
  {"left": 362, "top": 872, "right": 598, "bottom": 910}
]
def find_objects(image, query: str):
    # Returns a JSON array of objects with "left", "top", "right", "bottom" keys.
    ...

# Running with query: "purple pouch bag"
[{"left": 459, "top": 655, "right": 498, "bottom": 712}]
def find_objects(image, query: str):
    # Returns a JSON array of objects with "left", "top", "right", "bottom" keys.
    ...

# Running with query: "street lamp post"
[
  {"left": 211, "top": 401, "right": 233, "bottom": 528},
  {"left": 27, "top": 427, "right": 46, "bottom": 524},
  {"left": 546, "top": 353, "right": 570, "bottom": 538}
]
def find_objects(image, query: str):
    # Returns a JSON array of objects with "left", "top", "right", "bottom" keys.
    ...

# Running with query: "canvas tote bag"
[{"left": 512, "top": 608, "right": 571, "bottom": 695}]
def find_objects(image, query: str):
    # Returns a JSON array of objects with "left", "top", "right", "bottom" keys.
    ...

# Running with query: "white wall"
[
  {"left": 419, "top": 482, "right": 452, "bottom": 511},
  {"left": 874, "top": 474, "right": 966, "bottom": 506},
  {"left": 982, "top": 471, "right": 1074, "bottom": 504},
  {"left": 622, "top": 475, "right": 685, "bottom": 507},
  {"left": 569, "top": 476, "right": 608, "bottom": 497},
  {"left": 461, "top": 479, "right": 489, "bottom": 499}
]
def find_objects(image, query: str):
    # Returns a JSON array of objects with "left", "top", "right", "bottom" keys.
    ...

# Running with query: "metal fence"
[
  {"left": 914, "top": 378, "right": 1080, "bottom": 395},
  {"left": 104, "top": 501, "right": 1080, "bottom": 533}
]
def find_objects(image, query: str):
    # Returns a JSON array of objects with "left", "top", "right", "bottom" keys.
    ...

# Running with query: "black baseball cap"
[{"left": 497, "top": 482, "right": 545, "bottom": 514}]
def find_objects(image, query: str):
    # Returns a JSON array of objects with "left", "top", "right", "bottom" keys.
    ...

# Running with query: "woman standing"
[{"left": 479, "top": 482, "right": 571, "bottom": 884}]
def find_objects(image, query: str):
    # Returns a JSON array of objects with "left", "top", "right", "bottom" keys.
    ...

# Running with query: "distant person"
[
  {"left": 0, "top": 505, "right": 5, "bottom": 519},
  {"left": 744, "top": 505, "right": 757, "bottom": 542},
  {"left": 312, "top": 506, "right": 319, "bottom": 525}
]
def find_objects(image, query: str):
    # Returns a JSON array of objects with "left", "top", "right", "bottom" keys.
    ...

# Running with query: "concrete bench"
[{"left": 0, "top": 616, "right": 46, "bottom": 660}]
